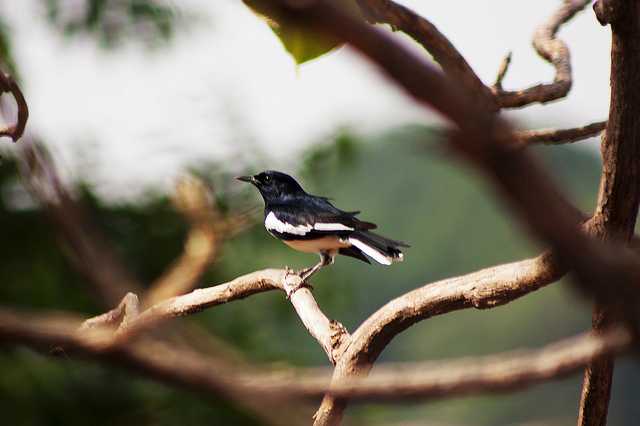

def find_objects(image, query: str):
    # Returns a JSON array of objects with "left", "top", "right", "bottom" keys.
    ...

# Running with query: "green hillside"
[{"left": 1, "top": 126, "right": 638, "bottom": 425}]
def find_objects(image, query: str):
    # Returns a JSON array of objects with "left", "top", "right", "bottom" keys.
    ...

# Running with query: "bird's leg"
[
  {"left": 285, "top": 252, "right": 334, "bottom": 298},
  {"left": 298, "top": 251, "right": 334, "bottom": 283}
]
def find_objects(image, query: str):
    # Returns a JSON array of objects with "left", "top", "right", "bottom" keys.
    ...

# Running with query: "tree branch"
[
  {"left": 493, "top": 0, "right": 591, "bottom": 108},
  {"left": 313, "top": 327, "right": 632, "bottom": 401},
  {"left": 314, "top": 252, "right": 564, "bottom": 424},
  {"left": 492, "top": 51, "right": 512, "bottom": 91},
  {"left": 0, "top": 309, "right": 314, "bottom": 426},
  {"left": 143, "top": 176, "right": 222, "bottom": 306},
  {"left": 80, "top": 269, "right": 350, "bottom": 364},
  {"left": 0, "top": 309, "right": 633, "bottom": 403},
  {"left": 514, "top": 120, "right": 606, "bottom": 147},
  {"left": 578, "top": 2, "right": 640, "bottom": 424},
  {"left": 356, "top": 0, "right": 589, "bottom": 110},
  {"left": 355, "top": 0, "right": 496, "bottom": 109},
  {"left": 0, "top": 70, "right": 28, "bottom": 142}
]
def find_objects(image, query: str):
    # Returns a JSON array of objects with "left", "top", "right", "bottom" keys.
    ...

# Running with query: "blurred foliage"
[
  {"left": 44, "top": 0, "right": 181, "bottom": 48},
  {"left": 1, "top": 128, "right": 639, "bottom": 425},
  {"left": 0, "top": 18, "right": 17, "bottom": 76},
  {"left": 242, "top": 0, "right": 361, "bottom": 64}
]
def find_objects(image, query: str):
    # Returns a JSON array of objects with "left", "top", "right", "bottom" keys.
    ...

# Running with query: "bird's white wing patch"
[
  {"left": 314, "top": 222, "right": 354, "bottom": 231},
  {"left": 265, "top": 211, "right": 312, "bottom": 236},
  {"left": 348, "top": 238, "right": 392, "bottom": 265}
]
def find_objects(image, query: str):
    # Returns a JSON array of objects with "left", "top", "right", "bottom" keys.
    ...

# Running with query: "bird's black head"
[{"left": 237, "top": 170, "right": 306, "bottom": 203}]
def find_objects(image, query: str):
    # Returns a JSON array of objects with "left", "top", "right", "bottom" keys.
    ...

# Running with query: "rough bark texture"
[{"left": 578, "top": 2, "right": 640, "bottom": 425}]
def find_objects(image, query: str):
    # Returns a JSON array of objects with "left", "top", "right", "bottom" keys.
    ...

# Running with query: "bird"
[{"left": 237, "top": 170, "right": 408, "bottom": 289}]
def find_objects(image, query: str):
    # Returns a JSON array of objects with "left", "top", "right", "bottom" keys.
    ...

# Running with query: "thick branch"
[
  {"left": 514, "top": 121, "right": 606, "bottom": 146},
  {"left": 494, "top": 0, "right": 591, "bottom": 108},
  {"left": 0, "top": 310, "right": 313, "bottom": 426},
  {"left": 313, "top": 327, "right": 632, "bottom": 401},
  {"left": 578, "top": 2, "right": 640, "bottom": 425},
  {"left": 0, "top": 309, "right": 633, "bottom": 403},
  {"left": 314, "top": 252, "right": 563, "bottom": 424}
]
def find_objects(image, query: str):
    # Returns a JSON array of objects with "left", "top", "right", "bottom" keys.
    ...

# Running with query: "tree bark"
[{"left": 578, "top": 2, "right": 640, "bottom": 425}]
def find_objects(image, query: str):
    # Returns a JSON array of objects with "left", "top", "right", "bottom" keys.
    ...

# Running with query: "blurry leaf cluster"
[
  {"left": 44, "top": 0, "right": 182, "bottom": 48},
  {"left": 0, "top": 18, "right": 17, "bottom": 76}
]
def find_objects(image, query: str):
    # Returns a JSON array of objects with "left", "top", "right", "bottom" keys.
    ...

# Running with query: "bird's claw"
[{"left": 283, "top": 266, "right": 316, "bottom": 298}]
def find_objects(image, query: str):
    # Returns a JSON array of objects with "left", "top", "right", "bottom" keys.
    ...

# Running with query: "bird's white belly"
[{"left": 284, "top": 237, "right": 350, "bottom": 253}]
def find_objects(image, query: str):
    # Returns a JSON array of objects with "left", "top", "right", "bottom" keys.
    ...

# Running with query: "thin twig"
[
  {"left": 493, "top": 51, "right": 512, "bottom": 91},
  {"left": 514, "top": 121, "right": 606, "bottom": 147},
  {"left": 493, "top": 0, "right": 592, "bottom": 108}
]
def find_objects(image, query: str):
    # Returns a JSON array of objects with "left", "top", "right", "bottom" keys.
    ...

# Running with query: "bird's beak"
[{"left": 236, "top": 175, "right": 257, "bottom": 184}]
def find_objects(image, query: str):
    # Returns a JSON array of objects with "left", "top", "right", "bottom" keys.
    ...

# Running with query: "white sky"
[{"left": 2, "top": 0, "right": 610, "bottom": 198}]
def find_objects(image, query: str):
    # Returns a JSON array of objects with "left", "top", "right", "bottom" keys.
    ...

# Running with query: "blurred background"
[{"left": 0, "top": 0, "right": 637, "bottom": 425}]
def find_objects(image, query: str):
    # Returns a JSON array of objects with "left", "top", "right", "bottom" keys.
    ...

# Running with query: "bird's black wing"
[
  {"left": 266, "top": 195, "right": 376, "bottom": 241},
  {"left": 303, "top": 195, "right": 377, "bottom": 230}
]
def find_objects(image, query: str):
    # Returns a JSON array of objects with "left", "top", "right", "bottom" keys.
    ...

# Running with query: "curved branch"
[
  {"left": 313, "top": 327, "right": 632, "bottom": 401},
  {"left": 494, "top": 0, "right": 591, "bottom": 108},
  {"left": 0, "top": 71, "right": 28, "bottom": 141},
  {"left": 314, "top": 252, "right": 563, "bottom": 424},
  {"left": 355, "top": 0, "right": 496, "bottom": 109},
  {"left": 143, "top": 177, "right": 222, "bottom": 306}
]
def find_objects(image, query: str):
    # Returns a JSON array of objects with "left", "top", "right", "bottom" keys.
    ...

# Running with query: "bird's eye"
[{"left": 263, "top": 175, "right": 271, "bottom": 183}]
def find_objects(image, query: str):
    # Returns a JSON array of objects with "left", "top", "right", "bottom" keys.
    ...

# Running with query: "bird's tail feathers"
[{"left": 347, "top": 231, "right": 408, "bottom": 266}]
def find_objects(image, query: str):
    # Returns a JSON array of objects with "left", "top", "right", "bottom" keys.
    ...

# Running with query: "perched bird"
[{"left": 237, "top": 170, "right": 408, "bottom": 285}]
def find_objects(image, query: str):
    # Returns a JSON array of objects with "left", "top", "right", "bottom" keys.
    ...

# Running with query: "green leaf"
[{"left": 243, "top": 0, "right": 359, "bottom": 64}]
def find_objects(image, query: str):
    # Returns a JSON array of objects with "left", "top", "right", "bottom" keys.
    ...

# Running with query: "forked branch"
[{"left": 79, "top": 269, "right": 350, "bottom": 364}]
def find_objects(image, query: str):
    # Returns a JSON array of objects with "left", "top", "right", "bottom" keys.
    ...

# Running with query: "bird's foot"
[
  {"left": 284, "top": 268, "right": 314, "bottom": 299},
  {"left": 297, "top": 267, "right": 312, "bottom": 280}
]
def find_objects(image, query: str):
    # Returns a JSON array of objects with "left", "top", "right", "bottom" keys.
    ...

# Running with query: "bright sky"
[{"left": 2, "top": 0, "right": 610, "bottom": 198}]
